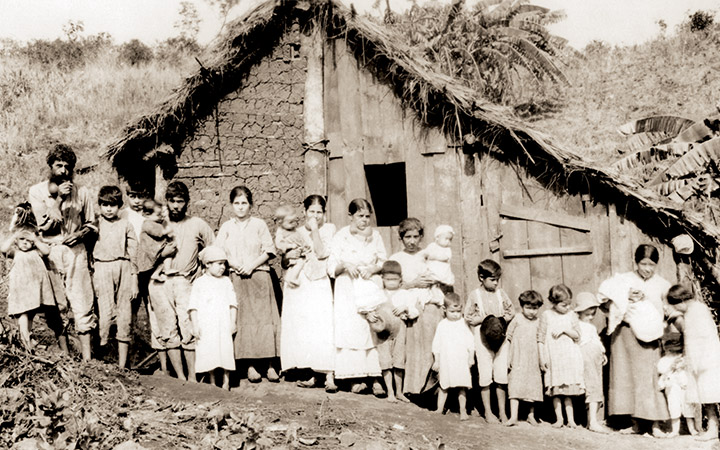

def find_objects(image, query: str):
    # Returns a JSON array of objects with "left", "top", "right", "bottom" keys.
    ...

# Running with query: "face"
[
  {"left": 100, "top": 203, "right": 120, "bottom": 220},
  {"left": 127, "top": 193, "right": 146, "bottom": 211},
  {"left": 349, "top": 208, "right": 371, "bottom": 231},
  {"left": 232, "top": 194, "right": 251, "bottom": 219},
  {"left": 149, "top": 206, "right": 164, "bottom": 222},
  {"left": 382, "top": 273, "right": 402, "bottom": 290},
  {"left": 167, "top": 196, "right": 188, "bottom": 221},
  {"left": 522, "top": 304, "right": 540, "bottom": 320},
  {"left": 445, "top": 302, "right": 463, "bottom": 321},
  {"left": 49, "top": 160, "right": 72, "bottom": 181},
  {"left": 16, "top": 236, "right": 33, "bottom": 252},
  {"left": 206, "top": 260, "right": 226, "bottom": 277},
  {"left": 579, "top": 306, "right": 598, "bottom": 321},
  {"left": 400, "top": 229, "right": 423, "bottom": 254},
  {"left": 436, "top": 232, "right": 453, "bottom": 248},
  {"left": 481, "top": 276, "right": 499, "bottom": 292},
  {"left": 305, "top": 203, "right": 325, "bottom": 227},
  {"left": 281, "top": 213, "right": 300, "bottom": 231},
  {"left": 636, "top": 258, "right": 657, "bottom": 280},
  {"left": 553, "top": 300, "right": 571, "bottom": 314}
]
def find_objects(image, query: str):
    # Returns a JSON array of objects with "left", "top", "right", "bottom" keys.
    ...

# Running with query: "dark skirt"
[
  {"left": 232, "top": 271, "right": 280, "bottom": 359},
  {"left": 403, "top": 303, "right": 443, "bottom": 394},
  {"left": 608, "top": 324, "right": 669, "bottom": 421}
]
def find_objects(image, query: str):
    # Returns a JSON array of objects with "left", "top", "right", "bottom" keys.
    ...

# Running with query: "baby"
[
  {"left": 420, "top": 225, "right": 455, "bottom": 287},
  {"left": 138, "top": 199, "right": 175, "bottom": 281},
  {"left": 598, "top": 273, "right": 664, "bottom": 342},
  {"left": 274, "top": 204, "right": 311, "bottom": 287}
]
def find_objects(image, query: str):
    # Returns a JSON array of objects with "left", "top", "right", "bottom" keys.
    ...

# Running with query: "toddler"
[
  {"left": 188, "top": 246, "right": 238, "bottom": 390},
  {"left": 420, "top": 225, "right": 455, "bottom": 286},
  {"left": 274, "top": 204, "right": 310, "bottom": 287},
  {"left": 366, "top": 260, "right": 419, "bottom": 402},
  {"left": 574, "top": 292, "right": 609, "bottom": 433},
  {"left": 138, "top": 199, "right": 175, "bottom": 281},
  {"left": 538, "top": 284, "right": 584, "bottom": 428},
  {"left": 465, "top": 259, "right": 514, "bottom": 423},
  {"left": 657, "top": 333, "right": 700, "bottom": 437},
  {"left": 506, "top": 290, "right": 544, "bottom": 427},
  {"left": 666, "top": 284, "right": 720, "bottom": 440},
  {"left": 0, "top": 226, "right": 56, "bottom": 350},
  {"left": 432, "top": 293, "right": 475, "bottom": 421}
]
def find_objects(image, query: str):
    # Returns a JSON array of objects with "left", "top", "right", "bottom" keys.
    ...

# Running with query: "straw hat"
[
  {"left": 199, "top": 246, "right": 227, "bottom": 264},
  {"left": 671, "top": 234, "right": 694, "bottom": 255},
  {"left": 574, "top": 292, "right": 600, "bottom": 313}
]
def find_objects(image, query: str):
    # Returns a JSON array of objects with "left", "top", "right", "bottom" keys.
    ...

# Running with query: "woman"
[
  {"left": 280, "top": 195, "right": 337, "bottom": 392},
  {"left": 389, "top": 218, "right": 442, "bottom": 395},
  {"left": 216, "top": 186, "right": 280, "bottom": 383},
  {"left": 600, "top": 244, "right": 670, "bottom": 435},
  {"left": 328, "top": 199, "right": 386, "bottom": 393}
]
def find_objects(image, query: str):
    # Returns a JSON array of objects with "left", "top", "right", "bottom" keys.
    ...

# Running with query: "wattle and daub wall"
[{"left": 175, "top": 25, "right": 307, "bottom": 231}]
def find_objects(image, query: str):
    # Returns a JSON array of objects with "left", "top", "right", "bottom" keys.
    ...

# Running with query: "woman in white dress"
[
  {"left": 328, "top": 198, "right": 386, "bottom": 393},
  {"left": 280, "top": 195, "right": 337, "bottom": 391}
]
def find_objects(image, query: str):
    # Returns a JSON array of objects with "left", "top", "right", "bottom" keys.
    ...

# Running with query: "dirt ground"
[{"left": 135, "top": 374, "right": 720, "bottom": 450}]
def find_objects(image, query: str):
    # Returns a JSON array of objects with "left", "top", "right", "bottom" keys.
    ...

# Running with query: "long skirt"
[
  {"left": 232, "top": 271, "right": 280, "bottom": 359},
  {"left": 608, "top": 323, "right": 669, "bottom": 420},
  {"left": 403, "top": 303, "right": 443, "bottom": 394},
  {"left": 280, "top": 273, "right": 335, "bottom": 373}
]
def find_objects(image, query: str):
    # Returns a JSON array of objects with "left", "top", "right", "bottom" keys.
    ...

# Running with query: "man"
[
  {"left": 28, "top": 144, "right": 96, "bottom": 360},
  {"left": 147, "top": 181, "right": 214, "bottom": 381}
]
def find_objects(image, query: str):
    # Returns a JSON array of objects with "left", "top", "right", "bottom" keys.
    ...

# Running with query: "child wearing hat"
[
  {"left": 188, "top": 246, "right": 238, "bottom": 390},
  {"left": 365, "top": 260, "right": 419, "bottom": 402},
  {"left": 575, "top": 292, "right": 608, "bottom": 433}
]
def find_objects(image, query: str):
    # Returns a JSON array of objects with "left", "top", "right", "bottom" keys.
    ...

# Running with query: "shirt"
[
  {"left": 93, "top": 216, "right": 137, "bottom": 270},
  {"left": 215, "top": 216, "right": 275, "bottom": 272},
  {"left": 28, "top": 181, "right": 96, "bottom": 244},
  {"left": 165, "top": 216, "right": 214, "bottom": 278}
]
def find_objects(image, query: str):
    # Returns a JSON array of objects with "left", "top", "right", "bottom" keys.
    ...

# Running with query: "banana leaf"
[
  {"left": 664, "top": 136, "right": 720, "bottom": 179},
  {"left": 655, "top": 179, "right": 690, "bottom": 196},
  {"left": 661, "top": 175, "right": 719, "bottom": 202},
  {"left": 674, "top": 114, "right": 720, "bottom": 143},
  {"left": 610, "top": 144, "right": 687, "bottom": 172},
  {"left": 616, "top": 132, "right": 673, "bottom": 154},
  {"left": 618, "top": 116, "right": 695, "bottom": 136}
]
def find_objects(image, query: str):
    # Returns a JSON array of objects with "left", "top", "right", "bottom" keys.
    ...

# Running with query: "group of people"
[{"left": 4, "top": 144, "right": 720, "bottom": 440}]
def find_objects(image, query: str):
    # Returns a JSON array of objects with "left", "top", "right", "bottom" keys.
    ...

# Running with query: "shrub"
[
  {"left": 118, "top": 39, "right": 153, "bottom": 66},
  {"left": 155, "top": 37, "right": 201, "bottom": 65},
  {"left": 689, "top": 10, "right": 714, "bottom": 33}
]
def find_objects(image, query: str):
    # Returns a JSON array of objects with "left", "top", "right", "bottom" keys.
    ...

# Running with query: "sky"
[{"left": 0, "top": 0, "right": 718, "bottom": 49}]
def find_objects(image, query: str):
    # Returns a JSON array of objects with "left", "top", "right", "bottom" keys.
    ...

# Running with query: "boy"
[
  {"left": 366, "top": 260, "right": 419, "bottom": 402},
  {"left": 93, "top": 185, "right": 138, "bottom": 368},
  {"left": 465, "top": 259, "right": 514, "bottom": 423}
]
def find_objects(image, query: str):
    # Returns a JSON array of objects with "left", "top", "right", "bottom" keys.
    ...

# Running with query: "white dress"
[
  {"left": 328, "top": 226, "right": 386, "bottom": 379},
  {"left": 432, "top": 318, "right": 475, "bottom": 389},
  {"left": 280, "top": 223, "right": 336, "bottom": 373},
  {"left": 187, "top": 274, "right": 238, "bottom": 373}
]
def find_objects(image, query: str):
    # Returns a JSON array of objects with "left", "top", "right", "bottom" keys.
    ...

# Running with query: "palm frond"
[
  {"left": 618, "top": 116, "right": 695, "bottom": 136},
  {"left": 664, "top": 136, "right": 720, "bottom": 180}
]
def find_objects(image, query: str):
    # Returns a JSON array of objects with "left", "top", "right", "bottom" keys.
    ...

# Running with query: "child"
[
  {"left": 506, "top": 290, "right": 544, "bottom": 427},
  {"left": 188, "top": 246, "right": 238, "bottom": 390},
  {"left": 137, "top": 199, "right": 175, "bottom": 281},
  {"left": 666, "top": 284, "right": 720, "bottom": 440},
  {"left": 93, "top": 185, "right": 138, "bottom": 368},
  {"left": 0, "top": 226, "right": 56, "bottom": 350},
  {"left": 538, "top": 284, "right": 584, "bottom": 428},
  {"left": 657, "top": 334, "right": 700, "bottom": 437},
  {"left": 432, "top": 293, "right": 475, "bottom": 421},
  {"left": 367, "top": 260, "right": 419, "bottom": 402},
  {"left": 465, "top": 259, "right": 514, "bottom": 423},
  {"left": 574, "top": 292, "right": 609, "bottom": 433},
  {"left": 419, "top": 224, "right": 455, "bottom": 287},
  {"left": 274, "top": 204, "right": 310, "bottom": 287}
]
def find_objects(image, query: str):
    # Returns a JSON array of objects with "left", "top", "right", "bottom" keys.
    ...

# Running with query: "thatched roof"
[{"left": 105, "top": 0, "right": 720, "bottom": 280}]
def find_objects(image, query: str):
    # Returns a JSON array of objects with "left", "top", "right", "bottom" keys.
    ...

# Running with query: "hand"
[
  {"left": 408, "top": 274, "right": 434, "bottom": 289},
  {"left": 468, "top": 354, "right": 475, "bottom": 367},
  {"left": 130, "top": 275, "right": 139, "bottom": 299},
  {"left": 359, "top": 266, "right": 373, "bottom": 280},
  {"left": 602, "top": 354, "right": 608, "bottom": 366},
  {"left": 432, "top": 360, "right": 440, "bottom": 372},
  {"left": 343, "top": 263, "right": 360, "bottom": 278},
  {"left": 161, "top": 242, "right": 177, "bottom": 258},
  {"left": 365, "top": 312, "right": 379, "bottom": 323},
  {"left": 62, "top": 230, "right": 83, "bottom": 247},
  {"left": 286, "top": 248, "right": 302, "bottom": 260},
  {"left": 193, "top": 326, "right": 202, "bottom": 340},
  {"left": 628, "top": 289, "right": 645, "bottom": 303},
  {"left": 306, "top": 216, "right": 319, "bottom": 231},
  {"left": 551, "top": 331, "right": 563, "bottom": 339},
  {"left": 237, "top": 262, "right": 254, "bottom": 276},
  {"left": 58, "top": 181, "right": 73, "bottom": 197},
  {"left": 392, "top": 306, "right": 407, "bottom": 316},
  {"left": 540, "top": 359, "right": 549, "bottom": 371}
]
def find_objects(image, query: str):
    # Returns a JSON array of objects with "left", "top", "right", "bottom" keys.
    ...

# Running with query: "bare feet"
[
  {"left": 588, "top": 423, "right": 610, "bottom": 434},
  {"left": 551, "top": 421, "right": 563, "bottom": 428},
  {"left": 396, "top": 393, "right": 410, "bottom": 403},
  {"left": 485, "top": 414, "right": 500, "bottom": 424},
  {"left": 351, "top": 382, "right": 368, "bottom": 394},
  {"left": 266, "top": 367, "right": 280, "bottom": 382},
  {"left": 527, "top": 415, "right": 538, "bottom": 426},
  {"left": 247, "top": 366, "right": 262, "bottom": 383},
  {"left": 297, "top": 377, "right": 316, "bottom": 388},
  {"left": 505, "top": 418, "right": 518, "bottom": 427},
  {"left": 696, "top": 432, "right": 719, "bottom": 441},
  {"left": 386, "top": 395, "right": 397, "bottom": 403},
  {"left": 324, "top": 381, "right": 338, "bottom": 393},
  {"left": 499, "top": 414, "right": 509, "bottom": 424},
  {"left": 460, "top": 412, "right": 469, "bottom": 421},
  {"left": 688, "top": 426, "right": 699, "bottom": 436},
  {"left": 222, "top": 381, "right": 230, "bottom": 391},
  {"left": 372, "top": 381, "right": 385, "bottom": 397},
  {"left": 437, "top": 408, "right": 445, "bottom": 415},
  {"left": 567, "top": 421, "right": 578, "bottom": 429},
  {"left": 663, "top": 431, "right": 678, "bottom": 438}
]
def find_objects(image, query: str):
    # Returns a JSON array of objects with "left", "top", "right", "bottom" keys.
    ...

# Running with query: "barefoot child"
[
  {"left": 657, "top": 333, "right": 700, "bottom": 437},
  {"left": 666, "top": 284, "right": 720, "bottom": 440},
  {"left": 366, "top": 260, "right": 419, "bottom": 402},
  {"left": 93, "top": 186, "right": 138, "bottom": 368},
  {"left": 506, "top": 290, "right": 544, "bottom": 427},
  {"left": 274, "top": 204, "right": 310, "bottom": 287},
  {"left": 538, "top": 284, "right": 585, "bottom": 428},
  {"left": 432, "top": 293, "right": 475, "bottom": 421},
  {"left": 574, "top": 292, "right": 609, "bottom": 433},
  {"left": 188, "top": 246, "right": 238, "bottom": 390},
  {"left": 465, "top": 259, "right": 514, "bottom": 423},
  {"left": 0, "top": 227, "right": 58, "bottom": 350}
]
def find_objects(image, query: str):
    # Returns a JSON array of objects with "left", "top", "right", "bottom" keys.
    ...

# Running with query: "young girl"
[
  {"left": 667, "top": 284, "right": 720, "bottom": 440},
  {"left": 465, "top": 259, "right": 514, "bottom": 423},
  {"left": 216, "top": 186, "right": 280, "bottom": 383},
  {"left": 0, "top": 227, "right": 56, "bottom": 350},
  {"left": 432, "top": 293, "right": 475, "bottom": 421},
  {"left": 506, "top": 290, "right": 544, "bottom": 427},
  {"left": 188, "top": 246, "right": 238, "bottom": 390},
  {"left": 574, "top": 292, "right": 608, "bottom": 433},
  {"left": 274, "top": 204, "right": 310, "bottom": 288},
  {"left": 538, "top": 284, "right": 584, "bottom": 428}
]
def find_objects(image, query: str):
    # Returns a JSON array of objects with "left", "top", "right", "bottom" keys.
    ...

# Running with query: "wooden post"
[
  {"left": 302, "top": 27, "right": 327, "bottom": 198},
  {"left": 154, "top": 164, "right": 168, "bottom": 203}
]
